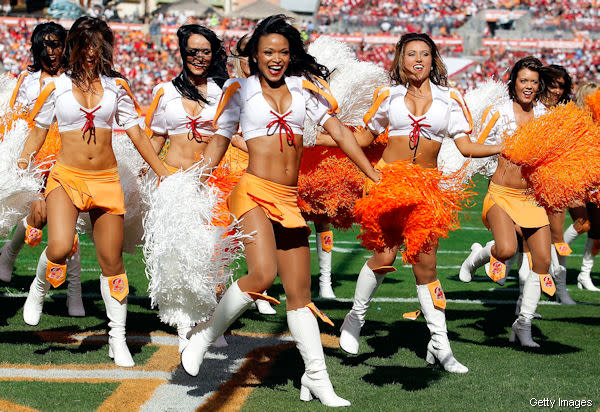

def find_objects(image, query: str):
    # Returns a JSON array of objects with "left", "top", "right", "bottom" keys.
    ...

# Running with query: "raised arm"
[{"left": 322, "top": 116, "right": 380, "bottom": 182}]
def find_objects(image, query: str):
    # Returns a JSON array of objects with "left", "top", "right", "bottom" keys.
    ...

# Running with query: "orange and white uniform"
[
  {"left": 362, "top": 82, "right": 472, "bottom": 191},
  {"left": 214, "top": 74, "right": 337, "bottom": 229},
  {"left": 31, "top": 73, "right": 141, "bottom": 215},
  {"left": 479, "top": 100, "right": 548, "bottom": 229},
  {"left": 9, "top": 71, "right": 51, "bottom": 110},
  {"left": 145, "top": 79, "right": 222, "bottom": 141}
]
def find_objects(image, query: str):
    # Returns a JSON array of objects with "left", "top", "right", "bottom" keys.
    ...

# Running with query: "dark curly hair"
[
  {"left": 389, "top": 33, "right": 448, "bottom": 87},
  {"left": 62, "top": 16, "right": 124, "bottom": 91},
  {"left": 239, "top": 14, "right": 329, "bottom": 81},
  {"left": 28, "top": 22, "right": 67, "bottom": 73},
  {"left": 173, "top": 24, "right": 229, "bottom": 104},
  {"left": 508, "top": 56, "right": 544, "bottom": 102},
  {"left": 540, "top": 64, "right": 572, "bottom": 104}
]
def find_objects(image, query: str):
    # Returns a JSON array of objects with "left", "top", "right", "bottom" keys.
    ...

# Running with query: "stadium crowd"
[{"left": 1, "top": 11, "right": 600, "bottom": 106}]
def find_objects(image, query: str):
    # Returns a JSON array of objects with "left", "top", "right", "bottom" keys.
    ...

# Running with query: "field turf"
[{"left": 0, "top": 175, "right": 599, "bottom": 411}]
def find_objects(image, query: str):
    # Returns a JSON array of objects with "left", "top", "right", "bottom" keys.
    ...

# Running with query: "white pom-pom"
[
  {"left": 142, "top": 165, "right": 249, "bottom": 326},
  {"left": 303, "top": 36, "right": 390, "bottom": 146},
  {"left": 112, "top": 131, "right": 147, "bottom": 254},
  {"left": 0, "top": 118, "right": 46, "bottom": 237},
  {"left": 0, "top": 74, "right": 17, "bottom": 117},
  {"left": 438, "top": 79, "right": 508, "bottom": 180}
]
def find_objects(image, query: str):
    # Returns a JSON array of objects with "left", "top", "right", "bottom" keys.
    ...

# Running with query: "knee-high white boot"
[
  {"left": 177, "top": 324, "right": 192, "bottom": 353},
  {"left": 485, "top": 249, "right": 518, "bottom": 286},
  {"left": 563, "top": 224, "right": 580, "bottom": 245},
  {"left": 0, "top": 218, "right": 27, "bottom": 282},
  {"left": 100, "top": 274, "right": 134, "bottom": 367},
  {"left": 577, "top": 238, "right": 600, "bottom": 291},
  {"left": 339, "top": 262, "right": 385, "bottom": 354},
  {"left": 417, "top": 283, "right": 468, "bottom": 373},
  {"left": 550, "top": 246, "right": 576, "bottom": 304},
  {"left": 255, "top": 290, "right": 277, "bottom": 315},
  {"left": 459, "top": 241, "right": 492, "bottom": 282},
  {"left": 66, "top": 246, "right": 85, "bottom": 316},
  {"left": 22, "top": 248, "right": 52, "bottom": 326},
  {"left": 510, "top": 270, "right": 541, "bottom": 348},
  {"left": 288, "top": 307, "right": 350, "bottom": 407},
  {"left": 181, "top": 280, "right": 254, "bottom": 376},
  {"left": 316, "top": 231, "right": 335, "bottom": 299},
  {"left": 515, "top": 253, "right": 541, "bottom": 318}
]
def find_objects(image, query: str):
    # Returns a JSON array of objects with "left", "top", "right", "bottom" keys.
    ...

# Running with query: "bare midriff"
[
  {"left": 56, "top": 128, "right": 118, "bottom": 170},
  {"left": 163, "top": 132, "right": 211, "bottom": 170},
  {"left": 245, "top": 133, "right": 304, "bottom": 186},
  {"left": 382, "top": 134, "right": 441, "bottom": 169},
  {"left": 491, "top": 157, "right": 527, "bottom": 189}
]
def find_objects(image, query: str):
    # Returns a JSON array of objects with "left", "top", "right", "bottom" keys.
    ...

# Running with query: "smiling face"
[
  {"left": 545, "top": 77, "right": 566, "bottom": 107},
  {"left": 514, "top": 68, "right": 540, "bottom": 105},
  {"left": 256, "top": 33, "right": 290, "bottom": 84},
  {"left": 41, "top": 34, "right": 63, "bottom": 75},
  {"left": 402, "top": 40, "right": 432, "bottom": 84},
  {"left": 184, "top": 33, "right": 212, "bottom": 77}
]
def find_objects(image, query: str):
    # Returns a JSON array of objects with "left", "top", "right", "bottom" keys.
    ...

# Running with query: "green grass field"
[{"left": 1, "top": 176, "right": 599, "bottom": 411}]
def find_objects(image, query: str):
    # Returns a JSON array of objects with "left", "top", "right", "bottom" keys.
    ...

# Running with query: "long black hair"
[
  {"left": 173, "top": 24, "right": 228, "bottom": 104},
  {"left": 28, "top": 22, "right": 67, "bottom": 73},
  {"left": 507, "top": 56, "right": 544, "bottom": 101},
  {"left": 541, "top": 64, "right": 572, "bottom": 104},
  {"left": 239, "top": 14, "right": 329, "bottom": 81}
]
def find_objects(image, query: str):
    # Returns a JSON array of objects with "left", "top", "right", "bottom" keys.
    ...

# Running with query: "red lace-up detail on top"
[
  {"left": 408, "top": 114, "right": 431, "bottom": 161},
  {"left": 80, "top": 106, "right": 101, "bottom": 144},
  {"left": 266, "top": 110, "right": 295, "bottom": 152},
  {"left": 186, "top": 116, "right": 213, "bottom": 143}
]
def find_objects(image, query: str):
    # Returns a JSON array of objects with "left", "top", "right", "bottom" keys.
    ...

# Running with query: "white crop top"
[
  {"left": 33, "top": 73, "right": 141, "bottom": 133},
  {"left": 364, "top": 83, "right": 473, "bottom": 144},
  {"left": 478, "top": 99, "right": 547, "bottom": 146},
  {"left": 146, "top": 79, "right": 222, "bottom": 140},
  {"left": 214, "top": 75, "right": 337, "bottom": 149},
  {"left": 10, "top": 71, "right": 50, "bottom": 111}
]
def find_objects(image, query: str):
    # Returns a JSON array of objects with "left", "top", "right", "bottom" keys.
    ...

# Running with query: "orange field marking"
[
  {"left": 198, "top": 343, "right": 295, "bottom": 412},
  {"left": 0, "top": 399, "right": 39, "bottom": 412},
  {"left": 97, "top": 379, "right": 163, "bottom": 412}
]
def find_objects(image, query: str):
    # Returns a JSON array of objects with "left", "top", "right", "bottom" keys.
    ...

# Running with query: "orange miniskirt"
[
  {"left": 228, "top": 173, "right": 307, "bottom": 229},
  {"left": 482, "top": 182, "right": 549, "bottom": 229},
  {"left": 46, "top": 162, "right": 125, "bottom": 215}
]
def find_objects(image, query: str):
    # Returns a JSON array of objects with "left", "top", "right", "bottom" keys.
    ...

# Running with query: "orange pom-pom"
[
  {"left": 299, "top": 146, "right": 364, "bottom": 229},
  {"left": 33, "top": 124, "right": 61, "bottom": 170},
  {"left": 585, "top": 88, "right": 600, "bottom": 122},
  {"left": 205, "top": 153, "right": 245, "bottom": 227},
  {"left": 502, "top": 102, "right": 600, "bottom": 211},
  {"left": 354, "top": 161, "right": 473, "bottom": 264},
  {"left": 298, "top": 150, "right": 364, "bottom": 229}
]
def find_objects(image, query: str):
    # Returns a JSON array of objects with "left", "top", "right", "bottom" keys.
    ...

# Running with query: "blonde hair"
[
  {"left": 575, "top": 81, "right": 600, "bottom": 109},
  {"left": 232, "top": 35, "right": 250, "bottom": 79}
]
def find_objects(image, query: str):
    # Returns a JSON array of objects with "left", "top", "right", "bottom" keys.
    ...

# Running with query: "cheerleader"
[
  {"left": 539, "top": 64, "right": 576, "bottom": 304},
  {"left": 18, "top": 17, "right": 169, "bottom": 367},
  {"left": 460, "top": 57, "right": 551, "bottom": 347},
  {"left": 564, "top": 82, "right": 600, "bottom": 291},
  {"left": 181, "top": 15, "right": 380, "bottom": 407},
  {"left": 338, "top": 33, "right": 500, "bottom": 373},
  {"left": 0, "top": 22, "right": 85, "bottom": 316},
  {"left": 145, "top": 24, "right": 230, "bottom": 351}
]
